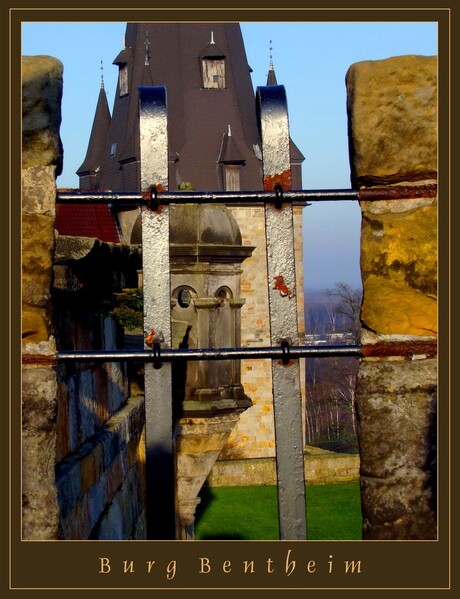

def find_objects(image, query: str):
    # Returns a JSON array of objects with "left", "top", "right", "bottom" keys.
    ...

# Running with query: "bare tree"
[
  {"left": 325, "top": 281, "right": 362, "bottom": 342},
  {"left": 305, "top": 282, "right": 362, "bottom": 452}
]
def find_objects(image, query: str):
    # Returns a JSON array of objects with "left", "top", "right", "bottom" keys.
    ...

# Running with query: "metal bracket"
[{"left": 257, "top": 84, "right": 307, "bottom": 540}]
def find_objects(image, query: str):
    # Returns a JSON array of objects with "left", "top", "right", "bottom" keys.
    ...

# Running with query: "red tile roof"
[{"left": 55, "top": 204, "right": 121, "bottom": 243}]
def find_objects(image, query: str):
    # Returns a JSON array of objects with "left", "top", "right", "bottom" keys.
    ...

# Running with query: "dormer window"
[
  {"left": 113, "top": 47, "right": 131, "bottom": 97},
  {"left": 200, "top": 32, "right": 226, "bottom": 89},
  {"left": 217, "top": 125, "right": 245, "bottom": 191}
]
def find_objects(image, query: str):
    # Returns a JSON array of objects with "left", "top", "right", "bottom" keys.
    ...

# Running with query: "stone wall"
[
  {"left": 208, "top": 449, "right": 359, "bottom": 487},
  {"left": 22, "top": 56, "right": 146, "bottom": 540},
  {"left": 346, "top": 55, "right": 438, "bottom": 539},
  {"left": 22, "top": 55, "right": 63, "bottom": 539},
  {"left": 52, "top": 237, "right": 145, "bottom": 539}
]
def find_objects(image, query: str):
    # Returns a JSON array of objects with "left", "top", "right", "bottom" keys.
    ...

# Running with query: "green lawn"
[{"left": 195, "top": 482, "right": 362, "bottom": 540}]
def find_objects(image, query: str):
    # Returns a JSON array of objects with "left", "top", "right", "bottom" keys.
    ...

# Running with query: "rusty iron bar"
[
  {"left": 56, "top": 183, "right": 437, "bottom": 206},
  {"left": 52, "top": 339, "right": 437, "bottom": 364}
]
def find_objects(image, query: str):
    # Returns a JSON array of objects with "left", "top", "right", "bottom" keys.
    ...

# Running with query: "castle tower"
[
  {"left": 76, "top": 62, "right": 111, "bottom": 191},
  {"left": 77, "top": 22, "right": 306, "bottom": 471}
]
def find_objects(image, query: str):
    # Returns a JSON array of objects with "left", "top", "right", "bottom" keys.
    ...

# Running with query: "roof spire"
[
  {"left": 210, "top": 31, "right": 215, "bottom": 44},
  {"left": 228, "top": 124, "right": 232, "bottom": 136},
  {"left": 266, "top": 39, "right": 278, "bottom": 86},
  {"left": 100, "top": 59, "right": 105, "bottom": 89}
]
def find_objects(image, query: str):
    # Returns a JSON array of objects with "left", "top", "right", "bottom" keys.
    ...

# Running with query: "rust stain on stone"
[
  {"left": 273, "top": 275, "right": 294, "bottom": 298},
  {"left": 22, "top": 353, "right": 57, "bottom": 366},
  {"left": 263, "top": 169, "right": 292, "bottom": 192},
  {"left": 358, "top": 184, "right": 437, "bottom": 202},
  {"left": 361, "top": 339, "right": 437, "bottom": 359},
  {"left": 278, "top": 359, "right": 294, "bottom": 367}
]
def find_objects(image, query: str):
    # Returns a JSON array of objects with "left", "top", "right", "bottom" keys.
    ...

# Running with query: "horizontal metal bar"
[
  {"left": 56, "top": 184, "right": 436, "bottom": 207},
  {"left": 55, "top": 344, "right": 363, "bottom": 362},
  {"left": 51, "top": 338, "right": 437, "bottom": 363},
  {"left": 56, "top": 189, "right": 357, "bottom": 205}
]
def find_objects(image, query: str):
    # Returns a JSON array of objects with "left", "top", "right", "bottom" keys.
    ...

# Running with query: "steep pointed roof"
[
  {"left": 200, "top": 31, "right": 226, "bottom": 58},
  {"left": 266, "top": 41, "right": 278, "bottom": 86},
  {"left": 218, "top": 125, "right": 246, "bottom": 164},
  {"left": 86, "top": 23, "right": 265, "bottom": 192},
  {"left": 76, "top": 84, "right": 111, "bottom": 176},
  {"left": 78, "top": 23, "right": 304, "bottom": 194},
  {"left": 266, "top": 58, "right": 278, "bottom": 85}
]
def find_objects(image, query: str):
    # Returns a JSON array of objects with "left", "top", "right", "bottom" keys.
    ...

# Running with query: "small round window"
[
  {"left": 216, "top": 287, "right": 232, "bottom": 302},
  {"left": 177, "top": 288, "right": 192, "bottom": 308}
]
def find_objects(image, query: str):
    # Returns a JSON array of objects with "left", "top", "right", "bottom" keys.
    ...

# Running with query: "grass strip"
[{"left": 195, "top": 481, "right": 362, "bottom": 540}]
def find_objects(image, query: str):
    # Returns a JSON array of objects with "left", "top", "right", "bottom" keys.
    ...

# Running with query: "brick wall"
[{"left": 223, "top": 205, "right": 306, "bottom": 460}]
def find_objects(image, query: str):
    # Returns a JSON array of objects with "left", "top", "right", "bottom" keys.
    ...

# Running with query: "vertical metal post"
[
  {"left": 139, "top": 86, "right": 176, "bottom": 539},
  {"left": 256, "top": 84, "right": 307, "bottom": 540}
]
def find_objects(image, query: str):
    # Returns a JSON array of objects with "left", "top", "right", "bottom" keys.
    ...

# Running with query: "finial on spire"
[
  {"left": 266, "top": 39, "right": 278, "bottom": 86},
  {"left": 100, "top": 59, "right": 105, "bottom": 89},
  {"left": 210, "top": 31, "right": 215, "bottom": 44},
  {"left": 228, "top": 124, "right": 232, "bottom": 136},
  {"left": 144, "top": 31, "right": 151, "bottom": 66}
]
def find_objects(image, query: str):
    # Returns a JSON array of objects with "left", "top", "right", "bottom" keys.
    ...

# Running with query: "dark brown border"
[{"left": 6, "top": 0, "right": 454, "bottom": 594}]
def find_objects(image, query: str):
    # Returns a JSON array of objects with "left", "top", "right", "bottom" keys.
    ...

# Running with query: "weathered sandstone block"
[
  {"left": 22, "top": 55, "right": 63, "bottom": 173},
  {"left": 356, "top": 359, "right": 437, "bottom": 539},
  {"left": 346, "top": 55, "right": 437, "bottom": 186},
  {"left": 22, "top": 213, "right": 55, "bottom": 309},
  {"left": 360, "top": 201, "right": 437, "bottom": 335}
]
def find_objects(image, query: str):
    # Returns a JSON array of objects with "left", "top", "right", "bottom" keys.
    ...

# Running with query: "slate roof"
[
  {"left": 77, "top": 23, "right": 305, "bottom": 194},
  {"left": 76, "top": 87, "right": 111, "bottom": 176}
]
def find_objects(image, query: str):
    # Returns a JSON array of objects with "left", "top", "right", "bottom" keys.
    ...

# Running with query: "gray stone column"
[{"left": 346, "top": 55, "right": 437, "bottom": 539}]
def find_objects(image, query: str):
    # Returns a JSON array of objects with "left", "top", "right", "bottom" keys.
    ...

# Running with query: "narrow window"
[
  {"left": 119, "top": 64, "right": 128, "bottom": 96},
  {"left": 224, "top": 165, "right": 241, "bottom": 191}
]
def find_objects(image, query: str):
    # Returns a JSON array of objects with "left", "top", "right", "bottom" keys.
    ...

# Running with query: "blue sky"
[{"left": 21, "top": 20, "right": 438, "bottom": 290}]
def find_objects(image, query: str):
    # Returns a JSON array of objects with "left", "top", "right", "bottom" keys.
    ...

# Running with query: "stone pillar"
[
  {"left": 168, "top": 204, "right": 254, "bottom": 538},
  {"left": 21, "top": 56, "right": 63, "bottom": 538},
  {"left": 346, "top": 55, "right": 437, "bottom": 539}
]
